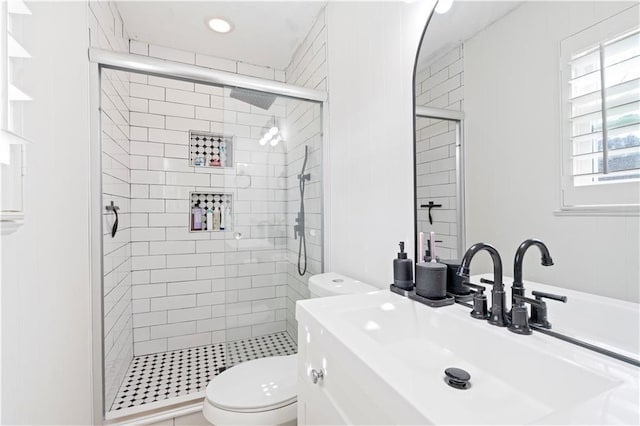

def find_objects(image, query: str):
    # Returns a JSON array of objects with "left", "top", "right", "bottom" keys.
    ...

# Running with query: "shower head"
[{"left": 229, "top": 87, "right": 277, "bottom": 110}]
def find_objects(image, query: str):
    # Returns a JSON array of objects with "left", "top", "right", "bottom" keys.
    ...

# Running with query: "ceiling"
[
  {"left": 116, "top": 1, "right": 327, "bottom": 70},
  {"left": 417, "top": 1, "right": 522, "bottom": 68}
]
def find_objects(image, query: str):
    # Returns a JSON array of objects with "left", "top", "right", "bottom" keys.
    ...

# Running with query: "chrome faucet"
[
  {"left": 512, "top": 239, "right": 554, "bottom": 309},
  {"left": 457, "top": 242, "right": 508, "bottom": 327}
]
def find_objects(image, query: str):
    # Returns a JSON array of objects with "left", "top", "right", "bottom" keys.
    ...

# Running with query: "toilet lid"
[{"left": 206, "top": 354, "right": 297, "bottom": 413}]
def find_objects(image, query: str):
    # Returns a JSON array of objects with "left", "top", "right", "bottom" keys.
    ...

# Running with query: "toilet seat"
[{"left": 206, "top": 354, "right": 297, "bottom": 413}]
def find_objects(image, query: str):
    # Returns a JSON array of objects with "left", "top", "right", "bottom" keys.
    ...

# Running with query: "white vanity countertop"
[
  {"left": 296, "top": 277, "right": 640, "bottom": 425},
  {"left": 493, "top": 274, "right": 640, "bottom": 361}
]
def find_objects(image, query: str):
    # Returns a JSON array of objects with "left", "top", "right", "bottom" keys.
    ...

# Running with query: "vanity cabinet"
[{"left": 296, "top": 288, "right": 639, "bottom": 425}]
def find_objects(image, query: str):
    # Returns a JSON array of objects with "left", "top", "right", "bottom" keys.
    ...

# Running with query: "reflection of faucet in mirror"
[
  {"left": 512, "top": 239, "right": 554, "bottom": 310},
  {"left": 457, "top": 242, "right": 508, "bottom": 327}
]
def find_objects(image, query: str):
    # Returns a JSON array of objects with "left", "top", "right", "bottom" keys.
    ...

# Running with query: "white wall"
[
  {"left": 0, "top": 2, "right": 93, "bottom": 424},
  {"left": 101, "top": 65, "right": 134, "bottom": 412},
  {"left": 325, "top": 1, "right": 434, "bottom": 287},
  {"left": 129, "top": 41, "right": 286, "bottom": 82},
  {"left": 464, "top": 1, "right": 639, "bottom": 302}
]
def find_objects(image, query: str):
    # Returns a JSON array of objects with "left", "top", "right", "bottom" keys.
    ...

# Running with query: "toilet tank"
[{"left": 308, "top": 272, "right": 378, "bottom": 298}]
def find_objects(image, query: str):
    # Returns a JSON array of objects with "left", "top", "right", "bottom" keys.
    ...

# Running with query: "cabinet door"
[
  {"left": 297, "top": 316, "right": 394, "bottom": 425},
  {"left": 298, "top": 371, "right": 348, "bottom": 425},
  {"left": 297, "top": 320, "right": 349, "bottom": 425}
]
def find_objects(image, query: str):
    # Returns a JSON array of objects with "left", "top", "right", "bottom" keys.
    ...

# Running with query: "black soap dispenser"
[{"left": 393, "top": 242, "right": 414, "bottom": 291}]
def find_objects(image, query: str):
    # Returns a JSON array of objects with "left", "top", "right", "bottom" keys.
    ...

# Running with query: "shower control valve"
[
  {"left": 311, "top": 368, "right": 324, "bottom": 384},
  {"left": 294, "top": 213, "right": 305, "bottom": 240}
]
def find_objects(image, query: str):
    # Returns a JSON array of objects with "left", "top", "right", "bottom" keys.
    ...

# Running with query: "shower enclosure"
[{"left": 93, "top": 52, "right": 325, "bottom": 417}]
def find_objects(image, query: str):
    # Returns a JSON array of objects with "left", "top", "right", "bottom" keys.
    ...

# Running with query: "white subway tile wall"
[
  {"left": 94, "top": 8, "right": 327, "bottom": 411},
  {"left": 415, "top": 44, "right": 464, "bottom": 260},
  {"left": 89, "top": 0, "right": 133, "bottom": 411},
  {"left": 124, "top": 67, "right": 303, "bottom": 357},
  {"left": 283, "top": 7, "right": 327, "bottom": 341}
]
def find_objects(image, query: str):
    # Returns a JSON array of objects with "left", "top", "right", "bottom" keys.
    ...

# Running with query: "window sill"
[{"left": 554, "top": 206, "right": 640, "bottom": 217}]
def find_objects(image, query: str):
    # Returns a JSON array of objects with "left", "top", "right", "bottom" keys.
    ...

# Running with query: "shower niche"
[
  {"left": 189, "top": 131, "right": 234, "bottom": 168},
  {"left": 190, "top": 192, "right": 233, "bottom": 232}
]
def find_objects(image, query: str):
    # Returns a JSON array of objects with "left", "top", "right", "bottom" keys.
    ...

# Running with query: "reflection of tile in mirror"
[{"left": 415, "top": 116, "right": 458, "bottom": 261}]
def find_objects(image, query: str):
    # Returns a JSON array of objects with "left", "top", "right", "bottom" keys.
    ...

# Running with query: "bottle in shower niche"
[
  {"left": 220, "top": 144, "right": 227, "bottom": 167},
  {"left": 213, "top": 206, "right": 221, "bottom": 230},
  {"left": 220, "top": 203, "right": 226, "bottom": 230},
  {"left": 192, "top": 206, "right": 203, "bottom": 231},
  {"left": 206, "top": 208, "right": 214, "bottom": 231},
  {"left": 224, "top": 206, "right": 232, "bottom": 230}
]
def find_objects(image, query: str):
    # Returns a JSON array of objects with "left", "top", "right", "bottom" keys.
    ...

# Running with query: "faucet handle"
[
  {"left": 509, "top": 295, "right": 544, "bottom": 335},
  {"left": 479, "top": 277, "right": 494, "bottom": 285},
  {"left": 462, "top": 282, "right": 490, "bottom": 320},
  {"left": 514, "top": 294, "right": 544, "bottom": 306},
  {"left": 462, "top": 281, "right": 485, "bottom": 294},
  {"left": 530, "top": 291, "right": 567, "bottom": 329},
  {"left": 531, "top": 291, "right": 567, "bottom": 303}
]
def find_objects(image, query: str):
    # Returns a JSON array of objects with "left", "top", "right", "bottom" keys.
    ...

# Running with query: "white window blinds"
[{"left": 568, "top": 28, "right": 640, "bottom": 187}]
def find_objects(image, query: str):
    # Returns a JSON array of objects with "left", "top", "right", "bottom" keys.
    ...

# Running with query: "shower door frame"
[{"left": 88, "top": 50, "right": 330, "bottom": 422}]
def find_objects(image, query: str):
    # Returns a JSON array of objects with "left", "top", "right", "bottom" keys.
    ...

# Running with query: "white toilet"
[{"left": 202, "top": 272, "right": 377, "bottom": 425}]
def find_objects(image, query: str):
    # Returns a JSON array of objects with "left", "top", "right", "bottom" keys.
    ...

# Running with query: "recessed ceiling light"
[{"left": 207, "top": 17, "right": 232, "bottom": 33}]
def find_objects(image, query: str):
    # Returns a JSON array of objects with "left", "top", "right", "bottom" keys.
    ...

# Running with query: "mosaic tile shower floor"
[{"left": 110, "top": 332, "right": 297, "bottom": 411}]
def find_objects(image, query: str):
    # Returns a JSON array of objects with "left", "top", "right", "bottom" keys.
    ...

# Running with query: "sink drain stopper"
[{"left": 444, "top": 367, "right": 471, "bottom": 389}]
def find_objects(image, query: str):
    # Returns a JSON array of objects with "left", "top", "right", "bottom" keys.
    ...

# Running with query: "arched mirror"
[
  {"left": 412, "top": 1, "right": 517, "bottom": 263},
  {"left": 413, "top": 1, "right": 639, "bottom": 301}
]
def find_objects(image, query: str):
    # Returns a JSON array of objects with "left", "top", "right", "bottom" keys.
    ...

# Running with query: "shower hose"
[{"left": 297, "top": 146, "right": 309, "bottom": 276}]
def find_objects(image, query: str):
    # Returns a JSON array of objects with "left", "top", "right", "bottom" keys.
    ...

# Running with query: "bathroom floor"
[{"left": 110, "top": 332, "right": 297, "bottom": 411}]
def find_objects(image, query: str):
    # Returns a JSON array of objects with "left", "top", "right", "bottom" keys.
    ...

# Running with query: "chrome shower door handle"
[{"left": 311, "top": 368, "right": 324, "bottom": 384}]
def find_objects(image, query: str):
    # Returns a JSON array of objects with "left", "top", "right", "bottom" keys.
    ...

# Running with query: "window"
[
  {"left": 0, "top": 0, "right": 31, "bottom": 232},
  {"left": 560, "top": 5, "right": 640, "bottom": 210}
]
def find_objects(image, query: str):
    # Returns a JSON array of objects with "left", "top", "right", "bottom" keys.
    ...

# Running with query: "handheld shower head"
[
  {"left": 298, "top": 145, "right": 310, "bottom": 181},
  {"left": 296, "top": 145, "right": 311, "bottom": 276}
]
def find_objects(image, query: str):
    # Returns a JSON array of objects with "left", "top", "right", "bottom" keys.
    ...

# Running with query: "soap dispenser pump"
[{"left": 393, "top": 242, "right": 414, "bottom": 291}]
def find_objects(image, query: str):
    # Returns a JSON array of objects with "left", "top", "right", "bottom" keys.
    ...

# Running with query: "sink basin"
[
  {"left": 297, "top": 289, "right": 639, "bottom": 424},
  {"left": 341, "top": 301, "right": 622, "bottom": 424}
]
